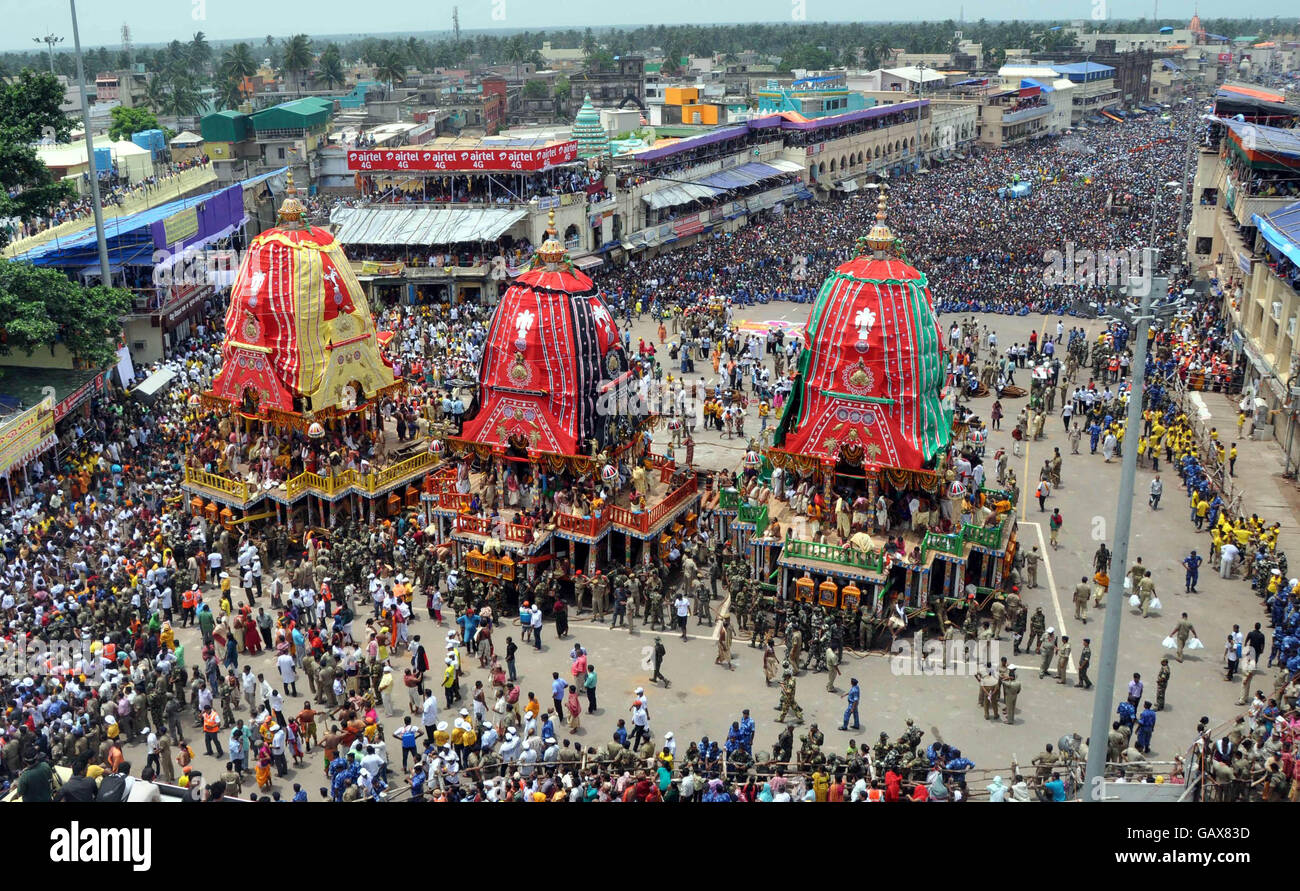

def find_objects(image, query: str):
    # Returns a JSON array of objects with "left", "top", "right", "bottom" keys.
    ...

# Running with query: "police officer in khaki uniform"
[
  {"left": 1025, "top": 547, "right": 1041, "bottom": 588},
  {"left": 1073, "top": 577, "right": 1091, "bottom": 622},
  {"left": 1055, "top": 635, "right": 1071, "bottom": 684},
  {"left": 1038, "top": 629, "right": 1057, "bottom": 678},
  {"left": 1002, "top": 668, "right": 1021, "bottom": 724}
]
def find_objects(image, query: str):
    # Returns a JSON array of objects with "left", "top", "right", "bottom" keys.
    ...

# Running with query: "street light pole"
[
  {"left": 1084, "top": 255, "right": 1166, "bottom": 798},
  {"left": 69, "top": 0, "right": 112, "bottom": 285},
  {"left": 1177, "top": 81, "right": 1198, "bottom": 265},
  {"left": 915, "top": 62, "right": 926, "bottom": 171},
  {"left": 34, "top": 34, "right": 63, "bottom": 75}
]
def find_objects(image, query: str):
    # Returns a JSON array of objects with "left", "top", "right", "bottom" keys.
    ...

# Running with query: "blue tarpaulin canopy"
[
  {"left": 1253, "top": 201, "right": 1300, "bottom": 267},
  {"left": 10, "top": 168, "right": 285, "bottom": 269}
]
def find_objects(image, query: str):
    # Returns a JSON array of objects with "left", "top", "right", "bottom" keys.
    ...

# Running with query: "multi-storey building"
[{"left": 1187, "top": 85, "right": 1300, "bottom": 459}]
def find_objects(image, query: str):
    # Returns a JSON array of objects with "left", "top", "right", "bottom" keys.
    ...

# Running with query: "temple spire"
[{"left": 863, "top": 186, "right": 897, "bottom": 258}]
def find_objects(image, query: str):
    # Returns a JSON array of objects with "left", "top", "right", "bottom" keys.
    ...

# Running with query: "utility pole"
[
  {"left": 69, "top": 0, "right": 112, "bottom": 285},
  {"left": 34, "top": 33, "right": 64, "bottom": 75},
  {"left": 1084, "top": 256, "right": 1166, "bottom": 799},
  {"left": 915, "top": 61, "right": 927, "bottom": 171},
  {"left": 1176, "top": 80, "right": 1198, "bottom": 266}
]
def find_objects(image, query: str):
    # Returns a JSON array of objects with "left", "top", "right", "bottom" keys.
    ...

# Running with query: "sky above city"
[{"left": 4, "top": 0, "right": 1293, "bottom": 52}]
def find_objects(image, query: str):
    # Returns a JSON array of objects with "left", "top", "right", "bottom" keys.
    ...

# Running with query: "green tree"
[
  {"left": 107, "top": 106, "right": 160, "bottom": 141},
  {"left": 523, "top": 79, "right": 548, "bottom": 99},
  {"left": 585, "top": 48, "right": 615, "bottom": 72},
  {"left": 142, "top": 75, "right": 167, "bottom": 114},
  {"left": 554, "top": 74, "right": 571, "bottom": 99},
  {"left": 215, "top": 77, "right": 244, "bottom": 111},
  {"left": 162, "top": 75, "right": 202, "bottom": 118},
  {"left": 0, "top": 71, "right": 73, "bottom": 249},
  {"left": 280, "top": 34, "right": 313, "bottom": 96},
  {"left": 189, "top": 31, "right": 211, "bottom": 71},
  {"left": 504, "top": 34, "right": 529, "bottom": 80},
  {"left": 0, "top": 261, "right": 134, "bottom": 368},
  {"left": 375, "top": 49, "right": 407, "bottom": 87},
  {"left": 219, "top": 42, "right": 257, "bottom": 96},
  {"left": 317, "top": 45, "right": 346, "bottom": 90}
]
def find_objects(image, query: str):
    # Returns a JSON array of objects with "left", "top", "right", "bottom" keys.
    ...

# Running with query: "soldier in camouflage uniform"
[
  {"left": 627, "top": 572, "right": 643, "bottom": 621},
  {"left": 692, "top": 578, "right": 712, "bottom": 626},
  {"left": 873, "top": 732, "right": 892, "bottom": 765},
  {"left": 776, "top": 662, "right": 803, "bottom": 724},
  {"left": 732, "top": 583, "right": 750, "bottom": 632}
]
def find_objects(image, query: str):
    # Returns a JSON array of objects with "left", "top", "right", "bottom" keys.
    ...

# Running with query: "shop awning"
[
  {"left": 572, "top": 255, "right": 604, "bottom": 271},
  {"left": 838, "top": 179, "right": 859, "bottom": 192},
  {"left": 696, "top": 161, "right": 794, "bottom": 191},
  {"left": 766, "top": 158, "right": 805, "bottom": 174},
  {"left": 641, "top": 182, "right": 726, "bottom": 211},
  {"left": 332, "top": 206, "right": 527, "bottom": 246},
  {"left": 131, "top": 367, "right": 177, "bottom": 404}
]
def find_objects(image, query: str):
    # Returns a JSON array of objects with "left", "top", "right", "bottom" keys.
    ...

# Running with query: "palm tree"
[
  {"left": 189, "top": 31, "right": 211, "bottom": 72},
  {"left": 375, "top": 49, "right": 406, "bottom": 88},
  {"left": 280, "top": 34, "right": 313, "bottom": 96},
  {"left": 317, "top": 45, "right": 346, "bottom": 90},
  {"left": 142, "top": 75, "right": 167, "bottom": 114},
  {"left": 216, "top": 76, "right": 244, "bottom": 111},
  {"left": 163, "top": 74, "right": 202, "bottom": 118},
  {"left": 504, "top": 34, "right": 528, "bottom": 80},
  {"left": 220, "top": 42, "right": 257, "bottom": 87}
]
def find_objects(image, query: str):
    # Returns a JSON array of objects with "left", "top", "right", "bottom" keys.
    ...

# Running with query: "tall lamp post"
[
  {"left": 69, "top": 0, "right": 112, "bottom": 285},
  {"left": 34, "top": 33, "right": 63, "bottom": 74},
  {"left": 915, "top": 62, "right": 928, "bottom": 172},
  {"left": 1084, "top": 184, "right": 1183, "bottom": 798},
  {"left": 1083, "top": 257, "right": 1162, "bottom": 798}
]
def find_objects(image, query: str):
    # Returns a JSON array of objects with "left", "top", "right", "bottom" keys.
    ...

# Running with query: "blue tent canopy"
[
  {"left": 10, "top": 168, "right": 286, "bottom": 269},
  {"left": 1253, "top": 202, "right": 1300, "bottom": 267}
]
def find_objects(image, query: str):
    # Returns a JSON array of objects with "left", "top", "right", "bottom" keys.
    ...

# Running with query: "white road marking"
[{"left": 1022, "top": 519, "right": 1077, "bottom": 676}]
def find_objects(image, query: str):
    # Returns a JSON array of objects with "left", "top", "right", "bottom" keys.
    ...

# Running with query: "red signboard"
[
  {"left": 348, "top": 141, "right": 579, "bottom": 172},
  {"left": 54, "top": 374, "right": 103, "bottom": 421}
]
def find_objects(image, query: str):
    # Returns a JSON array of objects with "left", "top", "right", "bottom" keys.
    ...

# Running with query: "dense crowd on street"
[
  {"left": 6, "top": 102, "right": 1300, "bottom": 806},
  {"left": 591, "top": 111, "right": 1193, "bottom": 321}
]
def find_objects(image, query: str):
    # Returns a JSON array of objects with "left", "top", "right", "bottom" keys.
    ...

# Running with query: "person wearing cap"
[
  {"left": 530, "top": 601, "right": 543, "bottom": 650},
  {"left": 1037, "top": 629, "right": 1056, "bottom": 679},
  {"left": 1076, "top": 639, "right": 1093, "bottom": 690},
  {"left": 650, "top": 636, "right": 670, "bottom": 688},
  {"left": 442, "top": 656, "right": 458, "bottom": 707}
]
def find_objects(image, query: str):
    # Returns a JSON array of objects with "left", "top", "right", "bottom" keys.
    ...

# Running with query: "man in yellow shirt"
[{"left": 1229, "top": 443, "right": 1238, "bottom": 477}]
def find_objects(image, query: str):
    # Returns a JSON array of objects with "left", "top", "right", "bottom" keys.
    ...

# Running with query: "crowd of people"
[
  {"left": 6, "top": 100, "right": 1298, "bottom": 806},
  {"left": 7, "top": 155, "right": 213, "bottom": 243},
  {"left": 589, "top": 111, "right": 1193, "bottom": 321}
]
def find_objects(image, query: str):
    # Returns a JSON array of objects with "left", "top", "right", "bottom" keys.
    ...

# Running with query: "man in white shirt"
[
  {"left": 530, "top": 603, "right": 543, "bottom": 650},
  {"left": 674, "top": 594, "right": 691, "bottom": 640}
]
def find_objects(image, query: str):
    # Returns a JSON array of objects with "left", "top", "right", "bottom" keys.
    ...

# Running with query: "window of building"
[{"left": 1195, "top": 236, "right": 1213, "bottom": 255}]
